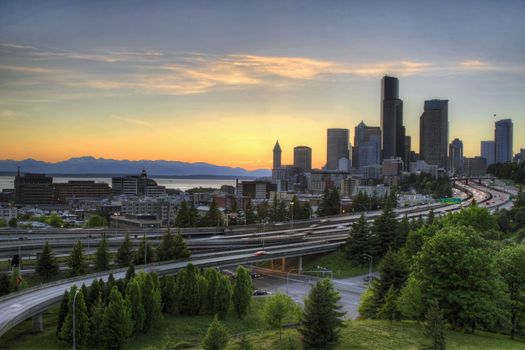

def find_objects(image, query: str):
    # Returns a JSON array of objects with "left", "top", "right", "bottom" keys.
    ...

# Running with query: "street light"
[
  {"left": 290, "top": 201, "right": 294, "bottom": 229},
  {"left": 72, "top": 289, "right": 80, "bottom": 350},
  {"left": 361, "top": 254, "right": 373, "bottom": 284}
]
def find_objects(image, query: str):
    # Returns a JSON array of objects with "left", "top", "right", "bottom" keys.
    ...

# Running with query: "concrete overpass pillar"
[
  {"left": 32, "top": 313, "right": 43, "bottom": 333},
  {"left": 281, "top": 257, "right": 286, "bottom": 272},
  {"left": 298, "top": 256, "right": 303, "bottom": 274}
]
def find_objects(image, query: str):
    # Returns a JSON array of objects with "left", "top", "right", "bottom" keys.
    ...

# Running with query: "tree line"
[{"left": 488, "top": 162, "right": 525, "bottom": 184}]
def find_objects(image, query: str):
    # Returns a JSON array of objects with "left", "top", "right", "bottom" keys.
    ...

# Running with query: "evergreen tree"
[
  {"left": 394, "top": 215, "right": 411, "bottom": 250},
  {"left": 345, "top": 214, "right": 372, "bottom": 262},
  {"left": 299, "top": 279, "right": 344, "bottom": 349},
  {"left": 88, "top": 296, "right": 105, "bottom": 348},
  {"left": 0, "top": 273, "right": 10, "bottom": 296},
  {"left": 232, "top": 266, "right": 252, "bottom": 319},
  {"left": 237, "top": 335, "right": 252, "bottom": 350},
  {"left": 60, "top": 286, "right": 89, "bottom": 347},
  {"left": 174, "top": 200, "right": 190, "bottom": 227},
  {"left": 135, "top": 237, "right": 156, "bottom": 265},
  {"left": 197, "top": 274, "right": 209, "bottom": 314},
  {"left": 126, "top": 263, "right": 135, "bottom": 281},
  {"left": 102, "top": 287, "right": 133, "bottom": 350},
  {"left": 189, "top": 203, "right": 199, "bottom": 226},
  {"left": 160, "top": 275, "right": 177, "bottom": 315},
  {"left": 427, "top": 209, "right": 435, "bottom": 225},
  {"left": 142, "top": 273, "right": 162, "bottom": 331},
  {"left": 116, "top": 233, "right": 135, "bottom": 267},
  {"left": 303, "top": 201, "right": 312, "bottom": 219},
  {"left": 215, "top": 274, "right": 232, "bottom": 319},
  {"left": 36, "top": 241, "right": 59, "bottom": 279},
  {"left": 81, "top": 283, "right": 89, "bottom": 306},
  {"left": 206, "top": 268, "right": 219, "bottom": 314},
  {"left": 88, "top": 278, "right": 102, "bottom": 311},
  {"left": 396, "top": 276, "right": 425, "bottom": 321},
  {"left": 245, "top": 200, "right": 256, "bottom": 224},
  {"left": 372, "top": 204, "right": 398, "bottom": 255},
  {"left": 67, "top": 240, "right": 87, "bottom": 276},
  {"left": 425, "top": 302, "right": 446, "bottom": 350},
  {"left": 201, "top": 199, "right": 221, "bottom": 227},
  {"left": 176, "top": 263, "right": 201, "bottom": 315},
  {"left": 172, "top": 230, "right": 191, "bottom": 259},
  {"left": 202, "top": 316, "right": 229, "bottom": 350},
  {"left": 106, "top": 272, "right": 116, "bottom": 296},
  {"left": 56, "top": 289, "right": 69, "bottom": 338},
  {"left": 125, "top": 278, "right": 146, "bottom": 333},
  {"left": 95, "top": 235, "right": 110, "bottom": 271},
  {"left": 257, "top": 201, "right": 270, "bottom": 222},
  {"left": 157, "top": 229, "right": 177, "bottom": 261},
  {"left": 378, "top": 285, "right": 400, "bottom": 321}
]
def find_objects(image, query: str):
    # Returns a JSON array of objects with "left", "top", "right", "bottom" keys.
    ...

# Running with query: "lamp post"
[
  {"left": 361, "top": 254, "right": 373, "bottom": 283},
  {"left": 72, "top": 289, "right": 80, "bottom": 350},
  {"left": 290, "top": 201, "right": 294, "bottom": 229}
]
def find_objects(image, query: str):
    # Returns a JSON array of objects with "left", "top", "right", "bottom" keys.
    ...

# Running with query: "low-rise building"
[
  {"left": 54, "top": 180, "right": 111, "bottom": 203},
  {"left": 410, "top": 160, "right": 438, "bottom": 178},
  {"left": 0, "top": 206, "right": 17, "bottom": 221},
  {"left": 120, "top": 197, "right": 177, "bottom": 227},
  {"left": 237, "top": 181, "right": 277, "bottom": 200}
]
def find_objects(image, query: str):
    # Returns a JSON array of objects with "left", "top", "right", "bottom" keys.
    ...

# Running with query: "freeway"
[{"left": 0, "top": 180, "right": 511, "bottom": 338}]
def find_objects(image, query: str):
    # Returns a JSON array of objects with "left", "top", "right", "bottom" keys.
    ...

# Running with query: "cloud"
[
  {"left": 0, "top": 64, "right": 56, "bottom": 74},
  {"left": 461, "top": 59, "right": 489, "bottom": 68},
  {"left": 110, "top": 115, "right": 152, "bottom": 127}
]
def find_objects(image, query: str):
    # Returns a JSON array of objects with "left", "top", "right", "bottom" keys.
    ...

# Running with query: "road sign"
[
  {"left": 16, "top": 276, "right": 23, "bottom": 285},
  {"left": 439, "top": 197, "right": 462, "bottom": 204}
]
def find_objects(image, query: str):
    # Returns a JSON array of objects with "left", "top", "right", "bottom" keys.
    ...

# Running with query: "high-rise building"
[
  {"left": 273, "top": 140, "right": 282, "bottom": 169},
  {"left": 326, "top": 128, "right": 350, "bottom": 171},
  {"left": 404, "top": 136, "right": 411, "bottom": 171},
  {"left": 464, "top": 157, "right": 487, "bottom": 177},
  {"left": 54, "top": 181, "right": 111, "bottom": 203},
  {"left": 449, "top": 138, "right": 464, "bottom": 175},
  {"left": 495, "top": 119, "right": 513, "bottom": 163},
  {"left": 293, "top": 146, "right": 312, "bottom": 172},
  {"left": 353, "top": 121, "right": 381, "bottom": 169},
  {"left": 381, "top": 76, "right": 405, "bottom": 162},
  {"left": 480, "top": 140, "right": 495, "bottom": 167},
  {"left": 419, "top": 99, "right": 449, "bottom": 169}
]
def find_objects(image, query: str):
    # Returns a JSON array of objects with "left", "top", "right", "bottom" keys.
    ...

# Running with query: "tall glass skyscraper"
[
  {"left": 420, "top": 99, "right": 449, "bottom": 169},
  {"left": 480, "top": 140, "right": 495, "bottom": 167},
  {"left": 380, "top": 76, "right": 405, "bottom": 162},
  {"left": 326, "top": 128, "right": 350, "bottom": 171},
  {"left": 494, "top": 119, "right": 513, "bottom": 164}
]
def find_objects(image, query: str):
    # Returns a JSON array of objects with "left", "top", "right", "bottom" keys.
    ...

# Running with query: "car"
[
  {"left": 254, "top": 250, "right": 267, "bottom": 256},
  {"left": 363, "top": 275, "right": 376, "bottom": 282},
  {"left": 336, "top": 225, "right": 347, "bottom": 229},
  {"left": 253, "top": 290, "right": 272, "bottom": 296},
  {"left": 309, "top": 224, "right": 319, "bottom": 228},
  {"left": 250, "top": 272, "right": 261, "bottom": 279},
  {"left": 319, "top": 219, "right": 329, "bottom": 223}
]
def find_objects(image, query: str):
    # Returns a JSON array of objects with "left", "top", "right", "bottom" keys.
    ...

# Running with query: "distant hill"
[{"left": 0, "top": 157, "right": 271, "bottom": 178}]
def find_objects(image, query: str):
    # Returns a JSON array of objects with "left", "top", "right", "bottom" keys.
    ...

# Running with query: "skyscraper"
[
  {"left": 449, "top": 138, "right": 464, "bottom": 175},
  {"left": 326, "top": 128, "right": 350, "bottom": 171},
  {"left": 353, "top": 121, "right": 381, "bottom": 169},
  {"left": 495, "top": 119, "right": 513, "bottom": 164},
  {"left": 381, "top": 76, "right": 405, "bottom": 162},
  {"left": 419, "top": 99, "right": 449, "bottom": 169},
  {"left": 273, "top": 140, "right": 282, "bottom": 169},
  {"left": 480, "top": 140, "right": 495, "bottom": 167},
  {"left": 293, "top": 146, "right": 312, "bottom": 172}
]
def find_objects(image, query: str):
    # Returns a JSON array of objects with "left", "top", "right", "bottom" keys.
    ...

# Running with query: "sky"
[{"left": 0, "top": 0, "right": 524, "bottom": 170}]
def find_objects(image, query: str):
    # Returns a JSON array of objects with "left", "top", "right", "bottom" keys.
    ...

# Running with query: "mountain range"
[{"left": 0, "top": 157, "right": 271, "bottom": 178}]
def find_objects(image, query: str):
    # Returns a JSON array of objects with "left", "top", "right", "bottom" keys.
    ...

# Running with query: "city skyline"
[{"left": 1, "top": 0, "right": 524, "bottom": 170}]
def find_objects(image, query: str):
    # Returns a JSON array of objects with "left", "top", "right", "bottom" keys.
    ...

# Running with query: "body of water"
[{"left": 0, "top": 176, "right": 236, "bottom": 192}]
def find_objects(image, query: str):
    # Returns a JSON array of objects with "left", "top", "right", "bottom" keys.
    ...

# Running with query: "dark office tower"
[
  {"left": 381, "top": 76, "right": 405, "bottom": 161},
  {"left": 326, "top": 128, "right": 350, "bottom": 171},
  {"left": 449, "top": 138, "right": 464, "bottom": 175},
  {"left": 495, "top": 119, "right": 513, "bottom": 163},
  {"left": 404, "top": 136, "right": 411, "bottom": 170},
  {"left": 15, "top": 173, "right": 54, "bottom": 204},
  {"left": 273, "top": 140, "right": 282, "bottom": 169},
  {"left": 293, "top": 146, "right": 312, "bottom": 172},
  {"left": 419, "top": 99, "right": 449, "bottom": 169},
  {"left": 480, "top": 140, "right": 495, "bottom": 167}
]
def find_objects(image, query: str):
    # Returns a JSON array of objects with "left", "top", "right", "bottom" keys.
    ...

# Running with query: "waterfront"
[{"left": 0, "top": 176, "right": 236, "bottom": 192}]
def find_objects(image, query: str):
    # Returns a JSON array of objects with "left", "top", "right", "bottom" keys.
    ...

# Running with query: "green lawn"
[
  {"left": 2, "top": 303, "right": 524, "bottom": 350},
  {"left": 301, "top": 250, "right": 370, "bottom": 279}
]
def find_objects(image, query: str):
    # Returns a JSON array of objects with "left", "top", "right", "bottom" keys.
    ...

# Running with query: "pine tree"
[
  {"left": 95, "top": 235, "right": 110, "bottom": 271},
  {"left": 215, "top": 274, "right": 232, "bottom": 320},
  {"left": 174, "top": 200, "right": 190, "bottom": 227},
  {"left": 172, "top": 230, "right": 191, "bottom": 259},
  {"left": 67, "top": 240, "right": 87, "bottom": 276},
  {"left": 88, "top": 278, "right": 102, "bottom": 311},
  {"left": 176, "top": 263, "right": 201, "bottom": 315},
  {"left": 245, "top": 200, "right": 256, "bottom": 224},
  {"left": 36, "top": 241, "right": 59, "bottom": 279},
  {"left": 189, "top": 203, "right": 199, "bottom": 226},
  {"left": 201, "top": 199, "right": 221, "bottom": 227},
  {"left": 157, "top": 229, "right": 176, "bottom": 261},
  {"left": 88, "top": 296, "right": 105, "bottom": 348},
  {"left": 115, "top": 233, "right": 135, "bottom": 267},
  {"left": 135, "top": 237, "right": 156, "bottom": 265},
  {"left": 372, "top": 204, "right": 398, "bottom": 255},
  {"left": 197, "top": 274, "right": 209, "bottom": 314},
  {"left": 303, "top": 201, "right": 312, "bottom": 219},
  {"left": 0, "top": 273, "right": 10, "bottom": 296},
  {"left": 394, "top": 215, "right": 411, "bottom": 250},
  {"left": 56, "top": 289, "right": 69, "bottom": 338},
  {"left": 202, "top": 316, "right": 229, "bottom": 350},
  {"left": 232, "top": 266, "right": 252, "bottom": 319},
  {"left": 378, "top": 285, "right": 400, "bottom": 321},
  {"left": 126, "top": 263, "right": 135, "bottom": 281},
  {"left": 125, "top": 278, "right": 146, "bottom": 333},
  {"left": 345, "top": 214, "right": 371, "bottom": 262},
  {"left": 102, "top": 287, "right": 133, "bottom": 350},
  {"left": 427, "top": 209, "right": 435, "bottom": 225},
  {"left": 142, "top": 273, "right": 162, "bottom": 331},
  {"left": 106, "top": 272, "right": 116, "bottom": 296},
  {"left": 60, "top": 286, "right": 89, "bottom": 347},
  {"left": 206, "top": 268, "right": 219, "bottom": 314},
  {"left": 160, "top": 275, "right": 177, "bottom": 315},
  {"left": 299, "top": 279, "right": 344, "bottom": 349},
  {"left": 425, "top": 302, "right": 446, "bottom": 350}
]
